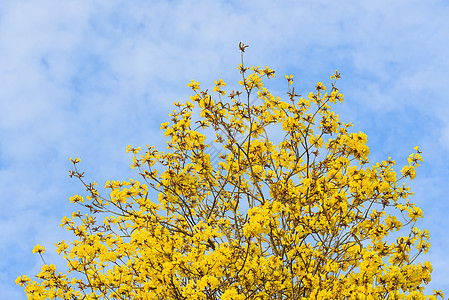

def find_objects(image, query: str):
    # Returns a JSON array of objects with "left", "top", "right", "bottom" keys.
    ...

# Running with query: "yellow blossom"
[
  {"left": 32, "top": 244, "right": 46, "bottom": 254},
  {"left": 19, "top": 46, "right": 440, "bottom": 300}
]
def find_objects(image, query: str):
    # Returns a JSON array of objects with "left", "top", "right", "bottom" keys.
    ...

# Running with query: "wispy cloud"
[{"left": 1, "top": 0, "right": 448, "bottom": 298}]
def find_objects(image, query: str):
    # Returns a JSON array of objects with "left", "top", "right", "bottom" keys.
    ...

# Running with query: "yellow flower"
[
  {"left": 32, "top": 244, "right": 46, "bottom": 254},
  {"left": 316, "top": 82, "right": 326, "bottom": 91},
  {"left": 187, "top": 79, "right": 200, "bottom": 91},
  {"left": 69, "top": 195, "right": 84, "bottom": 203},
  {"left": 126, "top": 145, "right": 141, "bottom": 155},
  {"left": 214, "top": 78, "right": 226, "bottom": 87},
  {"left": 15, "top": 275, "right": 30, "bottom": 287},
  {"left": 330, "top": 70, "right": 341, "bottom": 80},
  {"left": 69, "top": 157, "right": 81, "bottom": 164},
  {"left": 401, "top": 165, "right": 416, "bottom": 180}
]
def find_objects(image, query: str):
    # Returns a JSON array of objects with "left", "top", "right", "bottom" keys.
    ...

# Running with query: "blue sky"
[{"left": 1, "top": 0, "right": 448, "bottom": 298}]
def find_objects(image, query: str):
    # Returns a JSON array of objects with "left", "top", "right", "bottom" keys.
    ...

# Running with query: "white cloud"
[{"left": 1, "top": 0, "right": 448, "bottom": 298}]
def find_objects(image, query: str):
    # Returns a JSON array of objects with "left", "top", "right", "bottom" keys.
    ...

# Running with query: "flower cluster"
[{"left": 18, "top": 46, "right": 442, "bottom": 300}]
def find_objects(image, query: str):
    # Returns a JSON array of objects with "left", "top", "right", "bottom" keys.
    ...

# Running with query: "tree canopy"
[{"left": 17, "top": 43, "right": 444, "bottom": 300}]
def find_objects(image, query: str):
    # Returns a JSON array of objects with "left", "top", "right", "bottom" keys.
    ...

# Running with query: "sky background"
[{"left": 1, "top": 0, "right": 448, "bottom": 298}]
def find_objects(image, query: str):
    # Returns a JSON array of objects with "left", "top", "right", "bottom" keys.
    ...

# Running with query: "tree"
[{"left": 17, "top": 43, "right": 444, "bottom": 300}]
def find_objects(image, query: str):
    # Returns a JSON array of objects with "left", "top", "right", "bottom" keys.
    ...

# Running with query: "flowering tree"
[{"left": 17, "top": 43, "right": 444, "bottom": 299}]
